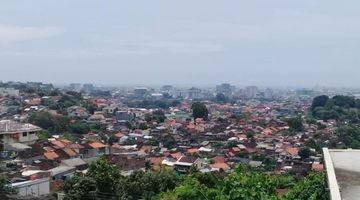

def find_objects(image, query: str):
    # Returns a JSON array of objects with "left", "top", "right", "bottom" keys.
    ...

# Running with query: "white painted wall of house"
[{"left": 12, "top": 178, "right": 50, "bottom": 197}]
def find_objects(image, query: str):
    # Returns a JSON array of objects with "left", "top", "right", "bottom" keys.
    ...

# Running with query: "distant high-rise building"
[
  {"left": 161, "top": 85, "right": 173, "bottom": 92},
  {"left": 69, "top": 83, "right": 82, "bottom": 92},
  {"left": 174, "top": 89, "right": 185, "bottom": 98},
  {"left": 188, "top": 87, "right": 202, "bottom": 99},
  {"left": 134, "top": 87, "right": 148, "bottom": 97},
  {"left": 83, "top": 84, "right": 94, "bottom": 93},
  {"left": 264, "top": 88, "right": 274, "bottom": 99},
  {"left": 244, "top": 86, "right": 258, "bottom": 99},
  {"left": 216, "top": 83, "right": 234, "bottom": 96}
]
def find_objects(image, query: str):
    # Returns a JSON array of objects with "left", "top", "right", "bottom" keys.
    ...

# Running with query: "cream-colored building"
[{"left": 0, "top": 120, "right": 42, "bottom": 150}]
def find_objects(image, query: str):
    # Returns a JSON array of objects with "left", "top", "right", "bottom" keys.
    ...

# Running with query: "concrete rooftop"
[{"left": 323, "top": 148, "right": 360, "bottom": 200}]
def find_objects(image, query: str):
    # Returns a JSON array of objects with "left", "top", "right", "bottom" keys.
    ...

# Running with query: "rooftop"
[
  {"left": 323, "top": 148, "right": 360, "bottom": 200},
  {"left": 0, "top": 120, "right": 41, "bottom": 134}
]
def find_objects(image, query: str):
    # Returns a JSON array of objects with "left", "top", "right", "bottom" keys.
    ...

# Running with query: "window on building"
[{"left": 22, "top": 132, "right": 28, "bottom": 137}]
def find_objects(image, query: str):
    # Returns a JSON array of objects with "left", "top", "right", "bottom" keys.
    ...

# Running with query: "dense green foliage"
[
  {"left": 285, "top": 172, "right": 328, "bottom": 200},
  {"left": 215, "top": 93, "right": 228, "bottom": 103},
  {"left": 335, "top": 125, "right": 360, "bottom": 148},
  {"left": 309, "top": 95, "right": 360, "bottom": 149},
  {"left": 63, "top": 158, "right": 181, "bottom": 200},
  {"left": 298, "top": 147, "right": 312, "bottom": 160},
  {"left": 63, "top": 160, "right": 328, "bottom": 200},
  {"left": 0, "top": 176, "right": 15, "bottom": 200},
  {"left": 62, "top": 175, "right": 96, "bottom": 200},
  {"left": 58, "top": 92, "right": 83, "bottom": 109},
  {"left": 29, "top": 112, "right": 103, "bottom": 135},
  {"left": 159, "top": 165, "right": 327, "bottom": 200},
  {"left": 285, "top": 117, "right": 304, "bottom": 132},
  {"left": 311, "top": 95, "right": 329, "bottom": 110},
  {"left": 145, "top": 110, "right": 166, "bottom": 123},
  {"left": 311, "top": 95, "right": 360, "bottom": 123},
  {"left": 191, "top": 102, "right": 209, "bottom": 120}
]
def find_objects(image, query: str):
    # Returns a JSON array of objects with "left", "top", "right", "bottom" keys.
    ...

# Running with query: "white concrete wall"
[
  {"left": 14, "top": 178, "right": 50, "bottom": 197},
  {"left": 3, "top": 131, "right": 38, "bottom": 144}
]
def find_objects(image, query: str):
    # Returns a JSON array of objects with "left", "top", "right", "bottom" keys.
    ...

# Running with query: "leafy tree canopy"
[{"left": 191, "top": 102, "right": 209, "bottom": 120}]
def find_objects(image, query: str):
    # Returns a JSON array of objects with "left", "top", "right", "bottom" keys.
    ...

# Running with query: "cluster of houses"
[{"left": 0, "top": 84, "right": 332, "bottom": 199}]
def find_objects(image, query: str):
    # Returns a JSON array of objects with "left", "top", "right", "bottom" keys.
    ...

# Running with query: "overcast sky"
[{"left": 0, "top": 0, "right": 359, "bottom": 87}]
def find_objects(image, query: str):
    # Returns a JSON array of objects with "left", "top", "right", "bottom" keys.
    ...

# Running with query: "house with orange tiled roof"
[
  {"left": 211, "top": 162, "right": 230, "bottom": 171},
  {"left": 48, "top": 139, "right": 84, "bottom": 158},
  {"left": 286, "top": 147, "right": 299, "bottom": 157},
  {"left": 62, "top": 148, "right": 77, "bottom": 158},
  {"left": 115, "top": 132, "right": 125, "bottom": 138},
  {"left": 50, "top": 140, "right": 66, "bottom": 149},
  {"left": 84, "top": 141, "right": 107, "bottom": 158},
  {"left": 147, "top": 156, "right": 165, "bottom": 169},
  {"left": 44, "top": 150, "right": 59, "bottom": 160},
  {"left": 187, "top": 148, "right": 199, "bottom": 154},
  {"left": 213, "top": 156, "right": 227, "bottom": 164}
]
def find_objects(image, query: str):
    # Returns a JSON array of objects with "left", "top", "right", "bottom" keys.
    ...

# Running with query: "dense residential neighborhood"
[{"left": 1, "top": 81, "right": 359, "bottom": 199}]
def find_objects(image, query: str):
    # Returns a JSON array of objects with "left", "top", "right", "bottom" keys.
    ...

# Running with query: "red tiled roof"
[
  {"left": 213, "top": 156, "right": 227, "bottom": 163},
  {"left": 60, "top": 139, "right": 72, "bottom": 145},
  {"left": 63, "top": 148, "right": 77, "bottom": 157},
  {"left": 115, "top": 132, "right": 124, "bottom": 138},
  {"left": 211, "top": 162, "right": 230, "bottom": 171},
  {"left": 245, "top": 147, "right": 258, "bottom": 153},
  {"left": 89, "top": 141, "right": 106, "bottom": 149},
  {"left": 44, "top": 151, "right": 59, "bottom": 160},
  {"left": 170, "top": 152, "right": 182, "bottom": 159},
  {"left": 51, "top": 140, "right": 66, "bottom": 148},
  {"left": 67, "top": 143, "right": 84, "bottom": 149},
  {"left": 178, "top": 156, "right": 198, "bottom": 164},
  {"left": 286, "top": 147, "right": 299, "bottom": 156},
  {"left": 187, "top": 148, "right": 199, "bottom": 154}
]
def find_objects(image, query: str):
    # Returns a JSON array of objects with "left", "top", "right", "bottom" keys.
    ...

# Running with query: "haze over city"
[
  {"left": 2, "top": 1, "right": 360, "bottom": 199},
  {"left": 1, "top": 0, "right": 360, "bottom": 87}
]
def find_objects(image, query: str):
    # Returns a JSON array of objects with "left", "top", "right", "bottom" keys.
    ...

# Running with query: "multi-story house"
[{"left": 0, "top": 120, "right": 42, "bottom": 150}]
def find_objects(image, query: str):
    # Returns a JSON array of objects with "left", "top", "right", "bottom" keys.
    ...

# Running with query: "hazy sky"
[{"left": 1, "top": 1, "right": 360, "bottom": 87}]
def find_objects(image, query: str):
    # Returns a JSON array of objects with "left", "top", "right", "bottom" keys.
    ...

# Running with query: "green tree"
[
  {"left": 0, "top": 176, "right": 15, "bottom": 200},
  {"left": 63, "top": 175, "right": 96, "bottom": 200},
  {"left": 117, "top": 170, "right": 180, "bottom": 200},
  {"left": 191, "top": 102, "right": 209, "bottom": 120},
  {"left": 153, "top": 109, "right": 166, "bottom": 123},
  {"left": 139, "top": 123, "right": 149, "bottom": 130},
  {"left": 304, "top": 115, "right": 317, "bottom": 125},
  {"left": 68, "top": 121, "right": 90, "bottom": 134},
  {"left": 86, "top": 158, "right": 120, "bottom": 195},
  {"left": 311, "top": 95, "right": 329, "bottom": 111},
  {"left": 83, "top": 102, "right": 97, "bottom": 115},
  {"left": 335, "top": 125, "right": 360, "bottom": 148},
  {"left": 220, "top": 170, "right": 279, "bottom": 199},
  {"left": 298, "top": 147, "right": 311, "bottom": 160},
  {"left": 37, "top": 130, "right": 50, "bottom": 141},
  {"left": 215, "top": 93, "right": 227, "bottom": 103},
  {"left": 171, "top": 177, "right": 211, "bottom": 200},
  {"left": 145, "top": 160, "right": 152, "bottom": 172},
  {"left": 28, "top": 112, "right": 55, "bottom": 130},
  {"left": 285, "top": 172, "right": 329, "bottom": 200},
  {"left": 286, "top": 117, "right": 304, "bottom": 132},
  {"left": 304, "top": 138, "right": 321, "bottom": 152}
]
